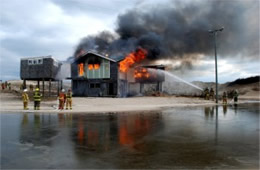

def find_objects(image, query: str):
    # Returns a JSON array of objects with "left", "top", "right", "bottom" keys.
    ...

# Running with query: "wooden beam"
[
  {"left": 49, "top": 79, "right": 51, "bottom": 97},
  {"left": 42, "top": 78, "right": 45, "bottom": 97},
  {"left": 23, "top": 79, "right": 26, "bottom": 89},
  {"left": 61, "top": 80, "right": 63, "bottom": 90}
]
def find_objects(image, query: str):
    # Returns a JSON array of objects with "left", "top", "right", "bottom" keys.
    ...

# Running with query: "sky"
[{"left": 0, "top": 0, "right": 259, "bottom": 83}]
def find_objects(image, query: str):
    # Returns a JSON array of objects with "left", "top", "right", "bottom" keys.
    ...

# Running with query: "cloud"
[
  {"left": 0, "top": 0, "right": 259, "bottom": 82},
  {"left": 0, "top": 0, "right": 138, "bottom": 80}
]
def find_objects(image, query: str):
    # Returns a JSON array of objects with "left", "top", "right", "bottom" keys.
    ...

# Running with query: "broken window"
[
  {"left": 78, "top": 63, "right": 84, "bottom": 76},
  {"left": 87, "top": 58, "right": 110, "bottom": 79}
]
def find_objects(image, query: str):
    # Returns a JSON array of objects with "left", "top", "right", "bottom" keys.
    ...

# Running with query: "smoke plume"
[{"left": 74, "top": 0, "right": 259, "bottom": 65}]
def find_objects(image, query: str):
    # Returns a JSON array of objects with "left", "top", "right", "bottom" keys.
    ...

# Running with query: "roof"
[
  {"left": 21, "top": 55, "right": 52, "bottom": 60},
  {"left": 21, "top": 55, "right": 60, "bottom": 63},
  {"left": 76, "top": 51, "right": 117, "bottom": 63}
]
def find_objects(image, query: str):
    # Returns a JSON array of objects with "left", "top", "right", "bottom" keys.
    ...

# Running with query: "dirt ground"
[{"left": 1, "top": 89, "right": 259, "bottom": 113}]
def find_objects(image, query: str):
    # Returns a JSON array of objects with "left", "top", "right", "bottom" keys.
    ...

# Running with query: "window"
[
  {"left": 95, "top": 83, "right": 100, "bottom": 88},
  {"left": 28, "top": 58, "right": 43, "bottom": 65},
  {"left": 38, "top": 59, "right": 43, "bottom": 64},
  {"left": 86, "top": 58, "right": 110, "bottom": 79},
  {"left": 90, "top": 83, "right": 95, "bottom": 88},
  {"left": 89, "top": 83, "right": 100, "bottom": 88},
  {"left": 78, "top": 63, "right": 84, "bottom": 76},
  {"left": 28, "top": 60, "right": 33, "bottom": 65}
]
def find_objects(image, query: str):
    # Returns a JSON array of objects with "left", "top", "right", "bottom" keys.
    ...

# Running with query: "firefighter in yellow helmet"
[
  {"left": 33, "top": 88, "right": 42, "bottom": 110},
  {"left": 66, "top": 89, "right": 72, "bottom": 110},
  {"left": 22, "top": 89, "right": 29, "bottom": 110}
]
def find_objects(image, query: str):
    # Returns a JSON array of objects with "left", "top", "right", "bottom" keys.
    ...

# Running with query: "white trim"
[
  {"left": 79, "top": 51, "right": 116, "bottom": 62},
  {"left": 21, "top": 55, "right": 60, "bottom": 64}
]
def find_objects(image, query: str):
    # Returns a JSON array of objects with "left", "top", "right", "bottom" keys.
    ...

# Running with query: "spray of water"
[
  {"left": 162, "top": 70, "right": 202, "bottom": 91},
  {"left": 148, "top": 68, "right": 203, "bottom": 91}
]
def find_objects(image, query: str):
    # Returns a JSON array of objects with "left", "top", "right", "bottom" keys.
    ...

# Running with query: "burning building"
[
  {"left": 71, "top": 51, "right": 120, "bottom": 97},
  {"left": 71, "top": 50, "right": 165, "bottom": 97}
]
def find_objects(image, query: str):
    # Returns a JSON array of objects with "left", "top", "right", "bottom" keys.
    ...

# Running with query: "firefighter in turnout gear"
[
  {"left": 66, "top": 89, "right": 72, "bottom": 110},
  {"left": 222, "top": 91, "right": 227, "bottom": 105},
  {"left": 22, "top": 89, "right": 29, "bottom": 110},
  {"left": 209, "top": 88, "right": 215, "bottom": 100},
  {"left": 58, "top": 89, "right": 66, "bottom": 110},
  {"left": 33, "top": 88, "right": 42, "bottom": 110},
  {"left": 204, "top": 87, "right": 210, "bottom": 100},
  {"left": 233, "top": 90, "right": 239, "bottom": 103}
]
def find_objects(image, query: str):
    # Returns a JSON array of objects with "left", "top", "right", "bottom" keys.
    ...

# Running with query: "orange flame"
[
  {"left": 88, "top": 64, "right": 94, "bottom": 70},
  {"left": 78, "top": 63, "right": 84, "bottom": 76},
  {"left": 119, "top": 48, "right": 147, "bottom": 72},
  {"left": 94, "top": 64, "right": 100, "bottom": 70},
  {"left": 88, "top": 64, "right": 100, "bottom": 70},
  {"left": 134, "top": 67, "right": 150, "bottom": 79}
]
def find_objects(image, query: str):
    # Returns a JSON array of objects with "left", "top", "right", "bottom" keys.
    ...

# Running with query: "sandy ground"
[{"left": 1, "top": 90, "right": 259, "bottom": 113}]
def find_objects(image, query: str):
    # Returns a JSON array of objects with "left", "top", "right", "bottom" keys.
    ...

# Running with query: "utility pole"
[{"left": 208, "top": 27, "right": 224, "bottom": 104}]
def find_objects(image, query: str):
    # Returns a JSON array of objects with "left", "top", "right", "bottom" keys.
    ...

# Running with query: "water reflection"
[
  {"left": 71, "top": 112, "right": 163, "bottom": 153},
  {"left": 20, "top": 112, "right": 164, "bottom": 154},
  {"left": 1, "top": 104, "right": 259, "bottom": 169},
  {"left": 204, "top": 106, "right": 215, "bottom": 119},
  {"left": 223, "top": 105, "right": 227, "bottom": 115}
]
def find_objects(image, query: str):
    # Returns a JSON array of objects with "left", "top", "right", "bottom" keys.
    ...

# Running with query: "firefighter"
[
  {"left": 8, "top": 82, "right": 11, "bottom": 90},
  {"left": 233, "top": 89, "right": 239, "bottom": 103},
  {"left": 1, "top": 83, "right": 5, "bottom": 90},
  {"left": 22, "top": 89, "right": 29, "bottom": 110},
  {"left": 66, "top": 89, "right": 72, "bottom": 110},
  {"left": 58, "top": 89, "right": 66, "bottom": 110},
  {"left": 222, "top": 91, "right": 227, "bottom": 105},
  {"left": 204, "top": 87, "right": 210, "bottom": 100},
  {"left": 209, "top": 88, "right": 214, "bottom": 100},
  {"left": 33, "top": 88, "right": 42, "bottom": 110}
]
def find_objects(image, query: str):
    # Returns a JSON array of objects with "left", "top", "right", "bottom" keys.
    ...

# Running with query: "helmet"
[
  {"left": 62, "top": 89, "right": 65, "bottom": 92},
  {"left": 23, "top": 89, "right": 28, "bottom": 92},
  {"left": 36, "top": 88, "right": 39, "bottom": 91}
]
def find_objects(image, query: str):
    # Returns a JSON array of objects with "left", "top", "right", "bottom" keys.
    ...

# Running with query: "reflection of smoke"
[
  {"left": 74, "top": 0, "right": 259, "bottom": 65},
  {"left": 55, "top": 62, "right": 71, "bottom": 80}
]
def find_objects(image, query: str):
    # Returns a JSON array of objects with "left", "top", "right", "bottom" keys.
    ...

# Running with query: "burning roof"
[{"left": 75, "top": 51, "right": 116, "bottom": 63}]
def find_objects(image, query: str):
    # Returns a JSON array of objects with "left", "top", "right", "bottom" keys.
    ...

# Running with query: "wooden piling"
[
  {"left": 49, "top": 79, "right": 51, "bottom": 97},
  {"left": 42, "top": 78, "right": 45, "bottom": 97},
  {"left": 23, "top": 79, "right": 26, "bottom": 89}
]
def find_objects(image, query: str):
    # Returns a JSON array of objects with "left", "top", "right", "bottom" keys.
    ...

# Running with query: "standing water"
[{"left": 1, "top": 103, "right": 259, "bottom": 169}]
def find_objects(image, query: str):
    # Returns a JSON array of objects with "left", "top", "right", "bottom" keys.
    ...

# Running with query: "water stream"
[{"left": 148, "top": 68, "right": 203, "bottom": 91}]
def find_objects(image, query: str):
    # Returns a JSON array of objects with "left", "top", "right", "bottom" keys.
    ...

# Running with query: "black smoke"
[{"left": 74, "top": 0, "right": 259, "bottom": 63}]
